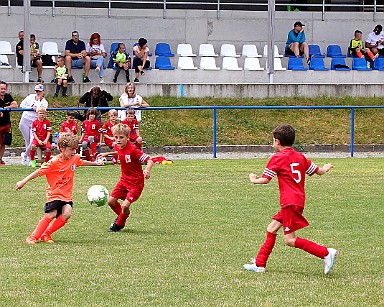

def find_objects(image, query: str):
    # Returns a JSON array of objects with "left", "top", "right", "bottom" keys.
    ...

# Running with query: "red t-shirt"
[
  {"left": 122, "top": 118, "right": 139, "bottom": 138},
  {"left": 114, "top": 142, "right": 150, "bottom": 186},
  {"left": 60, "top": 120, "right": 79, "bottom": 135},
  {"left": 32, "top": 118, "right": 51, "bottom": 140},
  {"left": 103, "top": 121, "right": 118, "bottom": 138},
  {"left": 262, "top": 148, "right": 318, "bottom": 208},
  {"left": 81, "top": 119, "right": 102, "bottom": 142}
]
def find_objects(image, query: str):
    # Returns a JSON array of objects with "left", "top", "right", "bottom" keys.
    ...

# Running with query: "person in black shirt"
[{"left": 65, "top": 31, "right": 91, "bottom": 83}]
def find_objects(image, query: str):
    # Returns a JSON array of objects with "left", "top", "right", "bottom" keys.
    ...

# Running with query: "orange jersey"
[{"left": 38, "top": 154, "right": 84, "bottom": 202}]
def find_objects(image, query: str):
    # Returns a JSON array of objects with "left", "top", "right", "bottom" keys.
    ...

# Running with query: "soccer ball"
[
  {"left": 95, "top": 156, "right": 107, "bottom": 164},
  {"left": 87, "top": 185, "right": 109, "bottom": 207}
]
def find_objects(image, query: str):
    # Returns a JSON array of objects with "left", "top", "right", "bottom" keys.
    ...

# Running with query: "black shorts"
[
  {"left": 285, "top": 46, "right": 304, "bottom": 56},
  {"left": 133, "top": 58, "right": 150, "bottom": 72},
  {"left": 44, "top": 200, "right": 73, "bottom": 218}
]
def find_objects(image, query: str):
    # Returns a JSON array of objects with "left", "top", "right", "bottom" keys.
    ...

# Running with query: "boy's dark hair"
[
  {"left": 0, "top": 80, "right": 7, "bottom": 86},
  {"left": 30, "top": 34, "right": 36, "bottom": 39},
  {"left": 375, "top": 25, "right": 383, "bottom": 32},
  {"left": 86, "top": 107, "right": 98, "bottom": 119},
  {"left": 116, "top": 43, "right": 124, "bottom": 52},
  {"left": 273, "top": 124, "right": 295, "bottom": 146},
  {"left": 354, "top": 30, "right": 362, "bottom": 35},
  {"left": 66, "top": 110, "right": 77, "bottom": 117},
  {"left": 138, "top": 37, "right": 147, "bottom": 47}
]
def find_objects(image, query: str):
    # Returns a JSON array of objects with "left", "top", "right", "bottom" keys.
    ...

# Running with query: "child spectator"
[
  {"left": 97, "top": 123, "right": 153, "bottom": 232},
  {"left": 60, "top": 110, "right": 79, "bottom": 136},
  {"left": 103, "top": 109, "right": 119, "bottom": 165},
  {"left": 133, "top": 37, "right": 150, "bottom": 83},
  {"left": 350, "top": 30, "right": 375, "bottom": 68},
  {"left": 16, "top": 132, "right": 104, "bottom": 244},
  {"left": 30, "top": 107, "right": 52, "bottom": 168},
  {"left": 112, "top": 43, "right": 131, "bottom": 83},
  {"left": 122, "top": 109, "right": 142, "bottom": 148},
  {"left": 243, "top": 124, "right": 338, "bottom": 275},
  {"left": 53, "top": 56, "right": 68, "bottom": 97},
  {"left": 80, "top": 107, "right": 102, "bottom": 161}
]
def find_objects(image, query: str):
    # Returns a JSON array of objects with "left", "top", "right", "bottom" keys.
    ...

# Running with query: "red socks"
[
  {"left": 30, "top": 149, "right": 36, "bottom": 161},
  {"left": 116, "top": 212, "right": 130, "bottom": 227},
  {"left": 31, "top": 216, "right": 52, "bottom": 239},
  {"left": 83, "top": 150, "right": 94, "bottom": 162},
  {"left": 45, "top": 152, "right": 51, "bottom": 162},
  {"left": 255, "top": 232, "right": 277, "bottom": 267},
  {"left": 109, "top": 202, "right": 122, "bottom": 215},
  {"left": 43, "top": 215, "right": 68, "bottom": 236},
  {"left": 295, "top": 237, "right": 328, "bottom": 259}
]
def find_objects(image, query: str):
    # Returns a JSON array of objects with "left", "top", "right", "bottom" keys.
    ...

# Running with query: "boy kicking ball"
[
  {"left": 244, "top": 124, "right": 338, "bottom": 274},
  {"left": 98, "top": 123, "right": 153, "bottom": 232},
  {"left": 16, "top": 132, "right": 104, "bottom": 244}
]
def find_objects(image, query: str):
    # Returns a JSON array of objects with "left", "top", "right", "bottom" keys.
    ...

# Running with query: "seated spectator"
[
  {"left": 16, "top": 31, "right": 43, "bottom": 83},
  {"left": 133, "top": 37, "right": 150, "bottom": 83},
  {"left": 86, "top": 33, "right": 107, "bottom": 84},
  {"left": 53, "top": 56, "right": 69, "bottom": 97},
  {"left": 113, "top": 43, "right": 131, "bottom": 83},
  {"left": 77, "top": 86, "right": 113, "bottom": 123},
  {"left": 349, "top": 30, "right": 375, "bottom": 68},
  {"left": 285, "top": 21, "right": 310, "bottom": 65},
  {"left": 118, "top": 82, "right": 149, "bottom": 122},
  {"left": 365, "top": 25, "right": 384, "bottom": 57},
  {"left": 65, "top": 30, "right": 91, "bottom": 83}
]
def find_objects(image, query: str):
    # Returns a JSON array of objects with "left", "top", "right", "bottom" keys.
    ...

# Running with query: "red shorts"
[
  {"left": 111, "top": 179, "right": 144, "bottom": 204},
  {"left": 0, "top": 125, "right": 10, "bottom": 145},
  {"left": 104, "top": 138, "right": 114, "bottom": 149},
  {"left": 273, "top": 205, "right": 309, "bottom": 234},
  {"left": 31, "top": 139, "right": 52, "bottom": 149}
]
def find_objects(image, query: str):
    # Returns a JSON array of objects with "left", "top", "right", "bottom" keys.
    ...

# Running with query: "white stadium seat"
[{"left": 200, "top": 57, "right": 220, "bottom": 70}]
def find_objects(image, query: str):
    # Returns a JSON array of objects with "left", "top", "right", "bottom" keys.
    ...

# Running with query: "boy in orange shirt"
[{"left": 16, "top": 132, "right": 104, "bottom": 244}]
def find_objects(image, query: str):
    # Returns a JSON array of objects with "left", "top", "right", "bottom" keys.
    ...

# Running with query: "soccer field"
[{"left": 1, "top": 158, "right": 383, "bottom": 306}]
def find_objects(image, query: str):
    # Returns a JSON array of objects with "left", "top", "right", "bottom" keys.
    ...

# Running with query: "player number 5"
[{"left": 290, "top": 162, "right": 301, "bottom": 183}]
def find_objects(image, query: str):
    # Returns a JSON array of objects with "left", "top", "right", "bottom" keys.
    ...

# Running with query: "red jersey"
[
  {"left": 103, "top": 120, "right": 118, "bottom": 138},
  {"left": 32, "top": 118, "right": 51, "bottom": 140},
  {"left": 60, "top": 120, "right": 79, "bottom": 135},
  {"left": 114, "top": 142, "right": 150, "bottom": 186},
  {"left": 122, "top": 118, "right": 139, "bottom": 138},
  {"left": 81, "top": 119, "right": 102, "bottom": 142},
  {"left": 262, "top": 148, "right": 318, "bottom": 208}
]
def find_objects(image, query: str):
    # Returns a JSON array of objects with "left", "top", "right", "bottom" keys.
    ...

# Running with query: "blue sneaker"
[{"left": 324, "top": 248, "right": 338, "bottom": 274}]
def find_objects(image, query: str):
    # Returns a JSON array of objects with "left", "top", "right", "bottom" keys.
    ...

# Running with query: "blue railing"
[{"left": 2, "top": 105, "right": 384, "bottom": 158}]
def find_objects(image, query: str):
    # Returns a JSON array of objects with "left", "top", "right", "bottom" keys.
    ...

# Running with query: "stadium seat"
[
  {"left": 177, "top": 57, "right": 197, "bottom": 70},
  {"left": 41, "top": 42, "right": 60, "bottom": 55},
  {"left": 220, "top": 44, "right": 240, "bottom": 57},
  {"left": 199, "top": 57, "right": 220, "bottom": 70},
  {"left": 0, "top": 41, "right": 14, "bottom": 54},
  {"left": 327, "top": 45, "right": 346, "bottom": 58},
  {"left": 242, "top": 44, "right": 262, "bottom": 58},
  {"left": 243, "top": 58, "right": 264, "bottom": 70},
  {"left": 222, "top": 57, "right": 242, "bottom": 70},
  {"left": 0, "top": 54, "right": 12, "bottom": 68},
  {"left": 199, "top": 44, "right": 218, "bottom": 57},
  {"left": 155, "top": 56, "right": 175, "bottom": 70},
  {"left": 309, "top": 58, "right": 329, "bottom": 71},
  {"left": 331, "top": 58, "right": 351, "bottom": 70},
  {"left": 265, "top": 58, "right": 286, "bottom": 70},
  {"left": 263, "top": 44, "right": 283, "bottom": 58},
  {"left": 373, "top": 57, "right": 384, "bottom": 70},
  {"left": 155, "top": 43, "right": 174, "bottom": 57},
  {"left": 352, "top": 58, "right": 371, "bottom": 71},
  {"left": 177, "top": 44, "right": 196, "bottom": 56},
  {"left": 309, "top": 44, "right": 325, "bottom": 58},
  {"left": 108, "top": 42, "right": 123, "bottom": 68},
  {"left": 287, "top": 57, "right": 308, "bottom": 70}
]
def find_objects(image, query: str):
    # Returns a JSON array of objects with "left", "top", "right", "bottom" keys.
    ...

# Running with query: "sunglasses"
[{"left": 72, "top": 34, "right": 79, "bottom": 37}]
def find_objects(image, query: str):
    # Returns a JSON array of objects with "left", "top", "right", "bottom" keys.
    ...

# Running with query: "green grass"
[
  {"left": 1, "top": 158, "right": 383, "bottom": 306},
  {"left": 9, "top": 95, "right": 384, "bottom": 147}
]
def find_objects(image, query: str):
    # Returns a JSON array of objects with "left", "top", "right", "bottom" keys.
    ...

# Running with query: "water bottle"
[{"left": 53, "top": 132, "right": 59, "bottom": 146}]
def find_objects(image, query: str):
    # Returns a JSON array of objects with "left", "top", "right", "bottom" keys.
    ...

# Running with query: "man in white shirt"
[{"left": 365, "top": 24, "right": 384, "bottom": 57}]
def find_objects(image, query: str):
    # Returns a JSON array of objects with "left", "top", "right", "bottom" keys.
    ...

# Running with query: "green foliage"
[{"left": 0, "top": 159, "right": 383, "bottom": 306}]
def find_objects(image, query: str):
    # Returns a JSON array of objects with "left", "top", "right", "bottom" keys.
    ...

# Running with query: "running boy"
[
  {"left": 81, "top": 107, "right": 102, "bottom": 161},
  {"left": 122, "top": 109, "right": 142, "bottom": 148},
  {"left": 243, "top": 124, "right": 338, "bottom": 275},
  {"left": 16, "top": 132, "right": 104, "bottom": 244},
  {"left": 53, "top": 56, "right": 68, "bottom": 97},
  {"left": 97, "top": 123, "right": 153, "bottom": 232},
  {"left": 60, "top": 110, "right": 79, "bottom": 136},
  {"left": 30, "top": 107, "right": 52, "bottom": 167}
]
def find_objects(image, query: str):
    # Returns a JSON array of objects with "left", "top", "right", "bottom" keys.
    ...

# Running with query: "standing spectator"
[
  {"left": 16, "top": 31, "right": 44, "bottom": 83},
  {"left": 65, "top": 31, "right": 91, "bottom": 83},
  {"left": 0, "top": 81, "right": 18, "bottom": 166},
  {"left": 19, "top": 84, "right": 48, "bottom": 166},
  {"left": 78, "top": 86, "right": 113, "bottom": 122},
  {"left": 365, "top": 24, "right": 384, "bottom": 57},
  {"left": 53, "top": 56, "right": 68, "bottom": 97},
  {"left": 349, "top": 30, "right": 375, "bottom": 68},
  {"left": 118, "top": 82, "right": 149, "bottom": 122},
  {"left": 112, "top": 43, "right": 131, "bottom": 83},
  {"left": 86, "top": 33, "right": 107, "bottom": 84},
  {"left": 133, "top": 38, "right": 150, "bottom": 83},
  {"left": 285, "top": 21, "right": 310, "bottom": 65}
]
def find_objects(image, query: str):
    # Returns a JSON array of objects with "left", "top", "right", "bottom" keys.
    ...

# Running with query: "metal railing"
[{"left": 3, "top": 104, "right": 383, "bottom": 158}]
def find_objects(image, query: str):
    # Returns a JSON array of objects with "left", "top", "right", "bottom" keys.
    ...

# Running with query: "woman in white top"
[
  {"left": 86, "top": 33, "right": 107, "bottom": 83},
  {"left": 18, "top": 83, "right": 48, "bottom": 166},
  {"left": 133, "top": 37, "right": 150, "bottom": 83},
  {"left": 118, "top": 82, "right": 149, "bottom": 122}
]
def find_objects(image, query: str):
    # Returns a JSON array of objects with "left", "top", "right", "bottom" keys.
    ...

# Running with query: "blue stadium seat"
[
  {"left": 327, "top": 45, "right": 346, "bottom": 58},
  {"left": 155, "top": 56, "right": 175, "bottom": 70},
  {"left": 331, "top": 58, "right": 351, "bottom": 70},
  {"left": 155, "top": 43, "right": 174, "bottom": 57},
  {"left": 287, "top": 57, "right": 308, "bottom": 70},
  {"left": 108, "top": 42, "right": 123, "bottom": 69},
  {"left": 309, "top": 45, "right": 325, "bottom": 58},
  {"left": 373, "top": 57, "right": 384, "bottom": 70},
  {"left": 352, "top": 58, "right": 371, "bottom": 71},
  {"left": 309, "top": 58, "right": 329, "bottom": 71}
]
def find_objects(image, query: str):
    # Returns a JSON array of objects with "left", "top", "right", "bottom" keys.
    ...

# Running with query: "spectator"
[
  {"left": 19, "top": 84, "right": 48, "bottom": 166},
  {"left": 77, "top": 86, "right": 113, "bottom": 122},
  {"left": 365, "top": 24, "right": 384, "bottom": 57},
  {"left": 118, "top": 82, "right": 149, "bottom": 122},
  {"left": 60, "top": 110, "right": 79, "bottom": 136},
  {"left": 80, "top": 107, "right": 102, "bottom": 161},
  {"left": 16, "top": 31, "right": 44, "bottom": 83},
  {"left": 53, "top": 56, "right": 69, "bottom": 97},
  {"left": 112, "top": 43, "right": 131, "bottom": 83},
  {"left": 133, "top": 37, "right": 150, "bottom": 83},
  {"left": 349, "top": 30, "right": 375, "bottom": 68},
  {"left": 285, "top": 21, "right": 310, "bottom": 65},
  {"left": 0, "top": 81, "right": 18, "bottom": 166},
  {"left": 122, "top": 109, "right": 143, "bottom": 149},
  {"left": 65, "top": 31, "right": 91, "bottom": 83},
  {"left": 86, "top": 33, "right": 107, "bottom": 84}
]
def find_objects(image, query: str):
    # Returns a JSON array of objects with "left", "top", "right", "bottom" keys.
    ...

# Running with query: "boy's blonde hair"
[
  {"left": 108, "top": 109, "right": 118, "bottom": 116},
  {"left": 112, "top": 123, "right": 131, "bottom": 137},
  {"left": 58, "top": 132, "right": 78, "bottom": 150},
  {"left": 37, "top": 106, "right": 47, "bottom": 113}
]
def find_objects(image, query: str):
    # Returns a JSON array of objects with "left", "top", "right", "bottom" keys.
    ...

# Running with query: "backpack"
[{"left": 41, "top": 55, "right": 55, "bottom": 66}]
